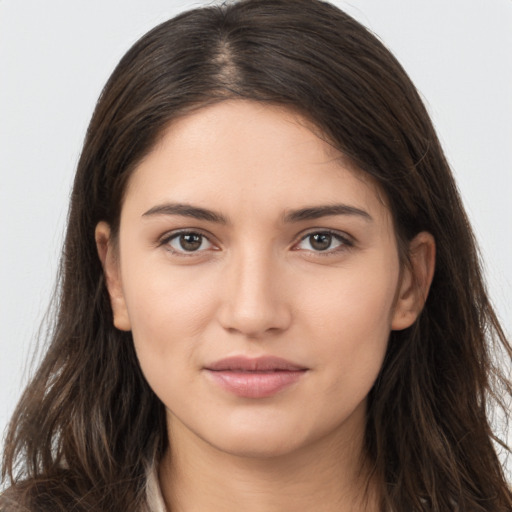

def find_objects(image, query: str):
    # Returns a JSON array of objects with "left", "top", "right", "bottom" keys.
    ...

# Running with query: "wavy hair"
[{"left": 2, "top": 0, "right": 511, "bottom": 510}]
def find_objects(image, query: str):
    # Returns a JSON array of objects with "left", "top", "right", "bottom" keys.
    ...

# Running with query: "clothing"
[{"left": 146, "top": 465, "right": 167, "bottom": 512}]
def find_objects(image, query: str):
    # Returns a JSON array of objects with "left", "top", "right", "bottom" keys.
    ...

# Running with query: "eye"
[
  {"left": 165, "top": 232, "right": 213, "bottom": 253},
  {"left": 295, "top": 231, "right": 352, "bottom": 253}
]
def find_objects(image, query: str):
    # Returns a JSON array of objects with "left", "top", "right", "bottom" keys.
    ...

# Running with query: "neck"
[{"left": 158, "top": 412, "right": 380, "bottom": 512}]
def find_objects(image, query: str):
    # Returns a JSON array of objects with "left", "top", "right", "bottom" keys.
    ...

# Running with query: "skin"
[{"left": 96, "top": 100, "right": 435, "bottom": 512}]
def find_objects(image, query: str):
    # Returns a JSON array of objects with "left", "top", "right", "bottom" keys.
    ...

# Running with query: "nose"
[{"left": 217, "top": 249, "right": 292, "bottom": 338}]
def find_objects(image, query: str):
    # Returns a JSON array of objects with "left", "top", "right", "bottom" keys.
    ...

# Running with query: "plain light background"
[{"left": 1, "top": 0, "right": 511, "bottom": 466}]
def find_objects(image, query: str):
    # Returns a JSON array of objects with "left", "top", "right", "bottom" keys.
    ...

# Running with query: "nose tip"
[
  {"left": 217, "top": 258, "right": 292, "bottom": 338},
  {"left": 221, "top": 302, "right": 290, "bottom": 338}
]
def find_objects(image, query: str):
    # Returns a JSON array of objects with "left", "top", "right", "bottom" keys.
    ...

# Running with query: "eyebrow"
[
  {"left": 142, "top": 202, "right": 372, "bottom": 224},
  {"left": 142, "top": 203, "right": 228, "bottom": 224},
  {"left": 284, "top": 204, "right": 373, "bottom": 223}
]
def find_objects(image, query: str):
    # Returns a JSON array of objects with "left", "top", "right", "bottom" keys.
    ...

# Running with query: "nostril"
[
  {"left": 217, "top": 260, "right": 292, "bottom": 336},
  {"left": 218, "top": 302, "right": 292, "bottom": 338}
]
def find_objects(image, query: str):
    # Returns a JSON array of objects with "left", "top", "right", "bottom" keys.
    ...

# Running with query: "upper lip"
[{"left": 205, "top": 356, "right": 308, "bottom": 372}]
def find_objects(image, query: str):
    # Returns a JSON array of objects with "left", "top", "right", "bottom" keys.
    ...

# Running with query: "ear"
[
  {"left": 95, "top": 221, "right": 132, "bottom": 331},
  {"left": 391, "top": 231, "right": 436, "bottom": 331}
]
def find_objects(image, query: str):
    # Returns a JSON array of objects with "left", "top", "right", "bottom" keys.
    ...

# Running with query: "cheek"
[
  {"left": 119, "top": 255, "right": 221, "bottom": 376},
  {"left": 302, "top": 256, "right": 399, "bottom": 393},
  {"left": 305, "top": 256, "right": 398, "bottom": 332},
  {"left": 123, "top": 270, "right": 221, "bottom": 415}
]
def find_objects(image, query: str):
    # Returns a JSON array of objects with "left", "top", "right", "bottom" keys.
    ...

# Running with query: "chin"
[
  {"left": 181, "top": 411, "right": 315, "bottom": 459},
  {"left": 197, "top": 411, "right": 349, "bottom": 461},
  {"left": 207, "top": 430, "right": 309, "bottom": 459}
]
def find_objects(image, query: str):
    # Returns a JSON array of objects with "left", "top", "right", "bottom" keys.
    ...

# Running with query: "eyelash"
[
  {"left": 158, "top": 229, "right": 354, "bottom": 256},
  {"left": 294, "top": 229, "right": 354, "bottom": 255},
  {"left": 159, "top": 229, "right": 217, "bottom": 256}
]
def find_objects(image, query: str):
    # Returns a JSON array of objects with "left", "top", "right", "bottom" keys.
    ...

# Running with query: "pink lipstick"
[{"left": 204, "top": 356, "right": 308, "bottom": 398}]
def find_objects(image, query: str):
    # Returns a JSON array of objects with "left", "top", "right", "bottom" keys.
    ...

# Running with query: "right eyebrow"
[{"left": 142, "top": 202, "right": 228, "bottom": 224}]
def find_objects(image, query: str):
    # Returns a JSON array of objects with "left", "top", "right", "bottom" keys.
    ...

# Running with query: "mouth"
[{"left": 204, "top": 356, "right": 308, "bottom": 398}]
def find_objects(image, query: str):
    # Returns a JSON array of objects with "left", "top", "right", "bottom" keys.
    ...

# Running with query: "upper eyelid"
[
  {"left": 291, "top": 230, "right": 355, "bottom": 255},
  {"left": 296, "top": 228, "right": 354, "bottom": 243},
  {"left": 156, "top": 227, "right": 355, "bottom": 250},
  {"left": 159, "top": 228, "right": 215, "bottom": 244},
  {"left": 159, "top": 230, "right": 218, "bottom": 257}
]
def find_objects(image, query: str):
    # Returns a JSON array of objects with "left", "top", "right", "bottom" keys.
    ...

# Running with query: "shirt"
[{"left": 146, "top": 465, "right": 167, "bottom": 512}]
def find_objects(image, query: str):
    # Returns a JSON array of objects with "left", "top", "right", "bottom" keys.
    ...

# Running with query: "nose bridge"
[{"left": 218, "top": 242, "right": 290, "bottom": 336}]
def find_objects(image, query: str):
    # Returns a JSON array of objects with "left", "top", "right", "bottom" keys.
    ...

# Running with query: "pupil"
[
  {"left": 180, "top": 234, "right": 202, "bottom": 251},
  {"left": 311, "top": 233, "right": 331, "bottom": 251}
]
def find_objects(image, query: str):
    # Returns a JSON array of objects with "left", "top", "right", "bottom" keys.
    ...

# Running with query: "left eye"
[
  {"left": 166, "top": 232, "right": 213, "bottom": 253},
  {"left": 295, "top": 232, "right": 349, "bottom": 252}
]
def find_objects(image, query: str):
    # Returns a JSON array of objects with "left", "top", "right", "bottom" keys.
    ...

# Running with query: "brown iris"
[
  {"left": 179, "top": 233, "right": 203, "bottom": 251},
  {"left": 309, "top": 233, "right": 333, "bottom": 251}
]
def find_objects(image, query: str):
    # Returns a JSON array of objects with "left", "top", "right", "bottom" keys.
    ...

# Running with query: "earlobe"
[
  {"left": 391, "top": 232, "right": 436, "bottom": 331},
  {"left": 95, "top": 222, "right": 132, "bottom": 331}
]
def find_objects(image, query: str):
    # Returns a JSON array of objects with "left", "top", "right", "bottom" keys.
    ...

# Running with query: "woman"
[{"left": 1, "top": 0, "right": 511, "bottom": 510}]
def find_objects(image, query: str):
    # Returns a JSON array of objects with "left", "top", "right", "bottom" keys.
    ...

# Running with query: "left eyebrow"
[{"left": 283, "top": 204, "right": 373, "bottom": 223}]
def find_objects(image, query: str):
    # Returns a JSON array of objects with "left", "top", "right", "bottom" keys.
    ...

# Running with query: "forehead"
[{"left": 123, "top": 100, "right": 389, "bottom": 222}]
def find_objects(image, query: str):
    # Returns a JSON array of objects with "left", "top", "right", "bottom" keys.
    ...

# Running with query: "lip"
[{"left": 204, "top": 356, "right": 308, "bottom": 398}]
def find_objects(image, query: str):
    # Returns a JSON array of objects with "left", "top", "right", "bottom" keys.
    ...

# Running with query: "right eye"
[{"left": 164, "top": 232, "right": 214, "bottom": 253}]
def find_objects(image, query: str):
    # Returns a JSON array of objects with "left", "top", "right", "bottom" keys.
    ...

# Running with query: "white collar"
[{"left": 145, "top": 463, "right": 167, "bottom": 512}]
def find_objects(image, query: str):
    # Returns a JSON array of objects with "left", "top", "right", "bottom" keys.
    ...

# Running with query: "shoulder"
[
  {"left": 1, "top": 468, "right": 154, "bottom": 512},
  {"left": 0, "top": 488, "right": 31, "bottom": 512},
  {"left": 0, "top": 473, "right": 78, "bottom": 512}
]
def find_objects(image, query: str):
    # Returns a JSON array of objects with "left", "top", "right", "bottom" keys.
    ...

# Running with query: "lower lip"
[{"left": 205, "top": 370, "right": 306, "bottom": 398}]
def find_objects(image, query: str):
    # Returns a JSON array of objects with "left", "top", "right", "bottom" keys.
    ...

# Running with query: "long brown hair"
[{"left": 2, "top": 0, "right": 511, "bottom": 510}]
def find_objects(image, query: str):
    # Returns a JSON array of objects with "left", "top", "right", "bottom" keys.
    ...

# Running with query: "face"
[{"left": 97, "top": 100, "right": 430, "bottom": 459}]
